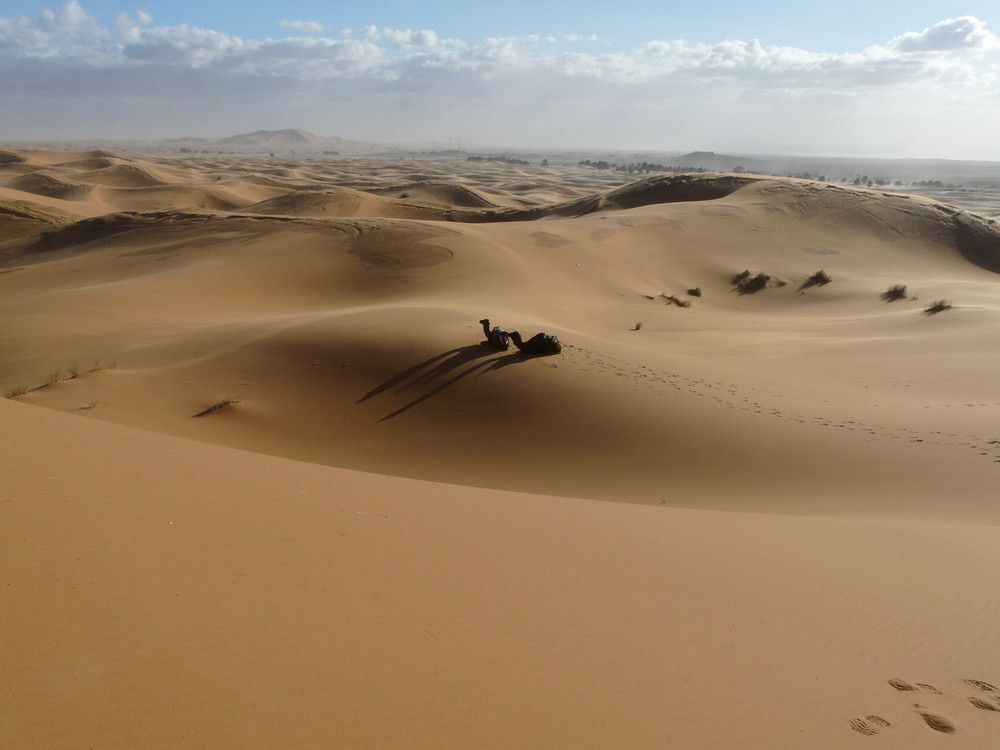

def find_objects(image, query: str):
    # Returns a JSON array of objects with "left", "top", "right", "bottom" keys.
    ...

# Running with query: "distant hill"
[
  {"left": 672, "top": 151, "right": 768, "bottom": 172},
  {"left": 160, "top": 129, "right": 372, "bottom": 155},
  {"left": 217, "top": 129, "right": 324, "bottom": 148}
]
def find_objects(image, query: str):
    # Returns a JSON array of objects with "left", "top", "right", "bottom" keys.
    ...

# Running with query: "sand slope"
[
  {"left": 3, "top": 149, "right": 1000, "bottom": 748},
  {"left": 5, "top": 397, "right": 1000, "bottom": 749}
]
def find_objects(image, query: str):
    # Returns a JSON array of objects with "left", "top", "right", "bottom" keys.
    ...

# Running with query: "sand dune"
[
  {"left": 6, "top": 171, "right": 94, "bottom": 200},
  {"left": 4, "top": 148, "right": 1000, "bottom": 748},
  {"left": 76, "top": 162, "right": 167, "bottom": 187},
  {"left": 370, "top": 181, "right": 500, "bottom": 208},
  {"left": 241, "top": 186, "right": 441, "bottom": 219},
  {"left": 0, "top": 195, "right": 78, "bottom": 239}
]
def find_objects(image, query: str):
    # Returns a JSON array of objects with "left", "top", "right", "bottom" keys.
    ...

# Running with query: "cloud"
[
  {"left": 35, "top": 0, "right": 90, "bottom": 33},
  {"left": 1, "top": 2, "right": 999, "bottom": 157},
  {"left": 280, "top": 20, "right": 325, "bottom": 34},
  {"left": 888, "top": 16, "right": 998, "bottom": 53},
  {"left": 359, "top": 26, "right": 459, "bottom": 51}
]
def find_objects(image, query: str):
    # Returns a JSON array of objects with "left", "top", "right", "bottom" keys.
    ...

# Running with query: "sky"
[{"left": 2, "top": 0, "right": 999, "bottom": 158}]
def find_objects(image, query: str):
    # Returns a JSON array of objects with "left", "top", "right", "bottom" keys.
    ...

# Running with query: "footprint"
[
  {"left": 914, "top": 706, "right": 956, "bottom": 734},
  {"left": 888, "top": 678, "right": 918, "bottom": 691},
  {"left": 969, "top": 697, "right": 1000, "bottom": 712},
  {"left": 850, "top": 718, "right": 876, "bottom": 736},
  {"left": 916, "top": 683, "right": 941, "bottom": 694},
  {"left": 850, "top": 715, "right": 891, "bottom": 736},
  {"left": 963, "top": 679, "right": 998, "bottom": 692}
]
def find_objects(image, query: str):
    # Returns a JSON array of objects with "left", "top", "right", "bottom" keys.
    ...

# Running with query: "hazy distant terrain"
[{"left": 8, "top": 129, "right": 1000, "bottom": 223}]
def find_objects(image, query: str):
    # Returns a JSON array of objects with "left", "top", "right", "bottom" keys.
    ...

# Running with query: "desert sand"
[{"left": 3, "top": 148, "right": 1000, "bottom": 748}]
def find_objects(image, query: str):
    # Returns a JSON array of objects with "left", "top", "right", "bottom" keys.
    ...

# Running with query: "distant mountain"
[
  {"left": 672, "top": 151, "right": 766, "bottom": 171},
  {"left": 160, "top": 129, "right": 373, "bottom": 154},
  {"left": 217, "top": 129, "right": 324, "bottom": 148}
]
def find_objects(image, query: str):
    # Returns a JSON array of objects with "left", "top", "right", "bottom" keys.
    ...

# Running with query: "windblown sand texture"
[{"left": 4, "top": 149, "right": 1000, "bottom": 748}]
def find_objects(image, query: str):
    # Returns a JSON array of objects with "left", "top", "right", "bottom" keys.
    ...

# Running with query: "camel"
[
  {"left": 479, "top": 318, "right": 510, "bottom": 350},
  {"left": 509, "top": 330, "right": 562, "bottom": 355}
]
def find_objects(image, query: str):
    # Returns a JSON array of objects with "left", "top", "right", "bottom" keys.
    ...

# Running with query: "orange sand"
[{"left": 3, "top": 149, "right": 1000, "bottom": 748}]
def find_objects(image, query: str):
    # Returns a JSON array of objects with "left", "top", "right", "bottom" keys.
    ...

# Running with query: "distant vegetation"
[
  {"left": 466, "top": 155, "right": 530, "bottom": 166},
  {"left": 579, "top": 159, "right": 707, "bottom": 174}
]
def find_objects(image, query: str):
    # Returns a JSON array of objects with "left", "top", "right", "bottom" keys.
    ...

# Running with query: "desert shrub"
[
  {"left": 881, "top": 284, "right": 908, "bottom": 302},
  {"left": 193, "top": 397, "right": 241, "bottom": 417},
  {"left": 687, "top": 287, "right": 702, "bottom": 297},
  {"left": 661, "top": 293, "right": 691, "bottom": 308},
  {"left": 737, "top": 273, "right": 771, "bottom": 294},
  {"left": 924, "top": 300, "right": 952, "bottom": 315},
  {"left": 798, "top": 270, "right": 832, "bottom": 292}
]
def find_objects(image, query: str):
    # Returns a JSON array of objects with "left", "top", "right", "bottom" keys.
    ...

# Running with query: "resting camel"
[
  {"left": 479, "top": 318, "right": 510, "bottom": 350},
  {"left": 509, "top": 330, "right": 562, "bottom": 355}
]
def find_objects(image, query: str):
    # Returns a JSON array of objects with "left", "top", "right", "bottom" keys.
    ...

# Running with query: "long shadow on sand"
[{"left": 357, "top": 343, "right": 536, "bottom": 420}]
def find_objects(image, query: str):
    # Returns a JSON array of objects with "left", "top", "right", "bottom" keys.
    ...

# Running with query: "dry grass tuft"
[
  {"left": 798, "top": 270, "right": 832, "bottom": 292},
  {"left": 193, "top": 397, "right": 241, "bottom": 418},
  {"left": 661, "top": 293, "right": 692, "bottom": 308},
  {"left": 924, "top": 300, "right": 952, "bottom": 315},
  {"left": 732, "top": 270, "right": 773, "bottom": 295},
  {"left": 881, "top": 284, "right": 908, "bottom": 302}
]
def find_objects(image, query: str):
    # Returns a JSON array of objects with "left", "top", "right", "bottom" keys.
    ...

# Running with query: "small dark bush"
[
  {"left": 661, "top": 293, "right": 692, "bottom": 308},
  {"left": 738, "top": 273, "right": 771, "bottom": 294},
  {"left": 881, "top": 284, "right": 908, "bottom": 302},
  {"left": 798, "top": 270, "right": 832, "bottom": 292},
  {"left": 193, "top": 397, "right": 240, "bottom": 417},
  {"left": 687, "top": 287, "right": 702, "bottom": 297},
  {"left": 924, "top": 300, "right": 952, "bottom": 315}
]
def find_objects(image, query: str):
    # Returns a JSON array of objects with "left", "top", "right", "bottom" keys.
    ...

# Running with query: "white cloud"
[
  {"left": 122, "top": 25, "right": 245, "bottom": 66},
  {"left": 280, "top": 20, "right": 325, "bottom": 34},
  {"left": 359, "top": 26, "right": 461, "bottom": 51},
  {"left": 1, "top": 3, "right": 999, "bottom": 157},
  {"left": 888, "top": 16, "right": 998, "bottom": 53},
  {"left": 36, "top": 0, "right": 90, "bottom": 33},
  {"left": 111, "top": 10, "right": 152, "bottom": 44}
]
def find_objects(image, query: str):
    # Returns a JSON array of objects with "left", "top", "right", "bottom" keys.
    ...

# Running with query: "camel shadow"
[{"left": 358, "top": 343, "right": 530, "bottom": 420}]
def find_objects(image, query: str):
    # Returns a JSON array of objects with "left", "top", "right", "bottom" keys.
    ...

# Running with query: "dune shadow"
[
  {"left": 952, "top": 213, "right": 1000, "bottom": 275},
  {"left": 357, "top": 346, "right": 472, "bottom": 403},
  {"left": 358, "top": 343, "right": 535, "bottom": 420}
]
